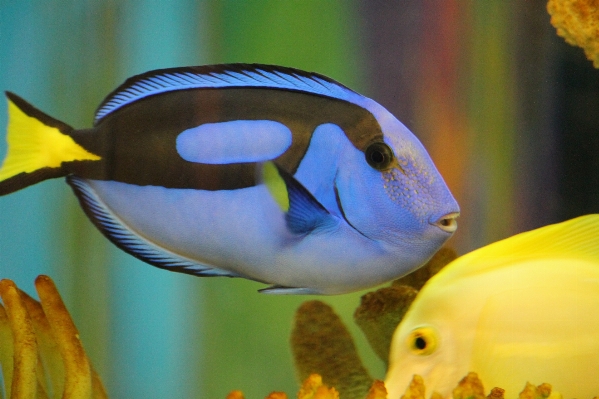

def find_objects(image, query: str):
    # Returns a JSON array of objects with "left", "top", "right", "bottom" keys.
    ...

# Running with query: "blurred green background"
[{"left": 0, "top": 1, "right": 598, "bottom": 398}]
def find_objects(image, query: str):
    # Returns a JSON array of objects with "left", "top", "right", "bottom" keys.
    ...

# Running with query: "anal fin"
[{"left": 67, "top": 176, "right": 239, "bottom": 278}]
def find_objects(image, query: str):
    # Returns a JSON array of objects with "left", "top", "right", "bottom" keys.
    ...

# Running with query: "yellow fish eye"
[{"left": 406, "top": 326, "right": 438, "bottom": 355}]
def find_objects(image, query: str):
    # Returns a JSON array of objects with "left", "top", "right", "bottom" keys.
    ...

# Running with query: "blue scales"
[{"left": 0, "top": 64, "right": 459, "bottom": 294}]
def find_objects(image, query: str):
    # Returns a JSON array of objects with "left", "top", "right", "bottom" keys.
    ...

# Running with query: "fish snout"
[{"left": 431, "top": 212, "right": 459, "bottom": 234}]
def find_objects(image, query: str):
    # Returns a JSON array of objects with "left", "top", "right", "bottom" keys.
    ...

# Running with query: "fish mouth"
[{"left": 431, "top": 212, "right": 459, "bottom": 233}]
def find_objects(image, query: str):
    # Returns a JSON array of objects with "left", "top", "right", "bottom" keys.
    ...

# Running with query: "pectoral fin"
[{"left": 262, "top": 162, "right": 336, "bottom": 235}]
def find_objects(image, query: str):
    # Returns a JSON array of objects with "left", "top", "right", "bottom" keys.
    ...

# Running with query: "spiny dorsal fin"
[{"left": 94, "top": 64, "right": 360, "bottom": 124}]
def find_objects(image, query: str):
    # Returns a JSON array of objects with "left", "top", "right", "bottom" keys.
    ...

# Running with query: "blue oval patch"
[{"left": 176, "top": 120, "right": 292, "bottom": 164}]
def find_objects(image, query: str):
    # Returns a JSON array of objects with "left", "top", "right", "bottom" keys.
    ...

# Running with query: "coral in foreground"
[
  {"left": 227, "top": 374, "right": 387, "bottom": 399},
  {"left": 548, "top": 0, "right": 599, "bottom": 67},
  {"left": 226, "top": 372, "right": 565, "bottom": 399},
  {"left": 0, "top": 275, "right": 107, "bottom": 398},
  {"left": 291, "top": 301, "right": 373, "bottom": 398}
]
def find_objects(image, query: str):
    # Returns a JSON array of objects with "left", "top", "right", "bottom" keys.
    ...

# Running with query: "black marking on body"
[{"left": 67, "top": 88, "right": 383, "bottom": 190}]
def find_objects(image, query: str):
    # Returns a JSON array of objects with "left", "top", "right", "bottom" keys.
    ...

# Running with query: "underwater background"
[{"left": 0, "top": 1, "right": 598, "bottom": 398}]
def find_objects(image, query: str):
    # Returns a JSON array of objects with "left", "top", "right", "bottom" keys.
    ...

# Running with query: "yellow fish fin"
[
  {"left": 435, "top": 214, "right": 599, "bottom": 283},
  {"left": 262, "top": 161, "right": 290, "bottom": 211},
  {"left": 0, "top": 92, "right": 100, "bottom": 195}
]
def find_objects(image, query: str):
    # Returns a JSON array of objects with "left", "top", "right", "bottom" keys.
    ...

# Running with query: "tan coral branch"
[
  {"left": 0, "top": 279, "right": 38, "bottom": 399},
  {"left": 0, "top": 303, "right": 15, "bottom": 398},
  {"left": 291, "top": 301, "right": 372, "bottom": 399},
  {"left": 0, "top": 275, "right": 108, "bottom": 398},
  {"left": 35, "top": 275, "right": 93, "bottom": 398},
  {"left": 19, "top": 289, "right": 65, "bottom": 397}
]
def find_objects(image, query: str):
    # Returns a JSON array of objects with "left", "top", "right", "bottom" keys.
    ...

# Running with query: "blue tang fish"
[{"left": 0, "top": 64, "right": 459, "bottom": 294}]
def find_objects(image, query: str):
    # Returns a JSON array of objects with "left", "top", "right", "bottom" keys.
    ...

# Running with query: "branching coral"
[
  {"left": 548, "top": 0, "right": 599, "bottom": 67},
  {"left": 227, "top": 374, "right": 387, "bottom": 399},
  {"left": 225, "top": 370, "right": 558, "bottom": 399},
  {"left": 225, "top": 372, "right": 557, "bottom": 399},
  {"left": 291, "top": 301, "right": 373, "bottom": 398},
  {"left": 0, "top": 275, "right": 107, "bottom": 399}
]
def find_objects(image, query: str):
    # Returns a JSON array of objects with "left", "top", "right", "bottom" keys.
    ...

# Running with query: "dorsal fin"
[
  {"left": 94, "top": 63, "right": 360, "bottom": 124},
  {"left": 429, "top": 214, "right": 599, "bottom": 288}
]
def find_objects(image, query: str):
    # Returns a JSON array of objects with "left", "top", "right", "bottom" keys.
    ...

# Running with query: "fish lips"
[{"left": 430, "top": 212, "right": 460, "bottom": 234}]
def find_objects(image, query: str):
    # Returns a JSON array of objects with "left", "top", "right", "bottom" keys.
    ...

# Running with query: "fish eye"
[
  {"left": 406, "top": 327, "right": 438, "bottom": 356},
  {"left": 365, "top": 142, "right": 394, "bottom": 171}
]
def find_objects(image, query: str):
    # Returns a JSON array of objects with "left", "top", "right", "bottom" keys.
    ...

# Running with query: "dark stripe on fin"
[
  {"left": 94, "top": 64, "right": 359, "bottom": 123},
  {"left": 0, "top": 168, "right": 65, "bottom": 196},
  {"left": 6, "top": 92, "right": 72, "bottom": 133},
  {"left": 66, "top": 176, "right": 239, "bottom": 278}
]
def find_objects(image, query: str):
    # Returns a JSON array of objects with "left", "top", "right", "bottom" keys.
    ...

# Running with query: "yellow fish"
[{"left": 385, "top": 215, "right": 599, "bottom": 399}]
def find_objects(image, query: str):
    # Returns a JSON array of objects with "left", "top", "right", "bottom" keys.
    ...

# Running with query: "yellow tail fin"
[{"left": 0, "top": 92, "right": 100, "bottom": 195}]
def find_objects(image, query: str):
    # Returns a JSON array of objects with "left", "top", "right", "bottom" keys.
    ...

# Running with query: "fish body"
[
  {"left": 0, "top": 64, "right": 459, "bottom": 294},
  {"left": 385, "top": 215, "right": 599, "bottom": 398}
]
